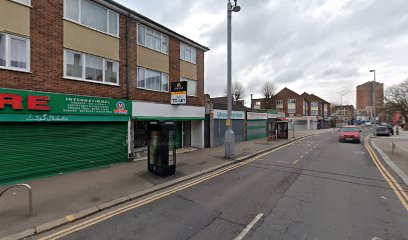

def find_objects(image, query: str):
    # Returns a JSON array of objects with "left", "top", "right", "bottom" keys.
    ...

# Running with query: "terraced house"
[{"left": 0, "top": 0, "right": 209, "bottom": 185}]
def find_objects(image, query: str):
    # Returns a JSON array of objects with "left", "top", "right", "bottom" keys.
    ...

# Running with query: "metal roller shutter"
[
  {"left": 247, "top": 120, "right": 267, "bottom": 140},
  {"left": 0, "top": 122, "right": 128, "bottom": 185}
]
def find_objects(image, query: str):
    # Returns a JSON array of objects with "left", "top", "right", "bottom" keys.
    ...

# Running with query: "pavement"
[
  {"left": 0, "top": 129, "right": 333, "bottom": 239},
  {"left": 370, "top": 129, "right": 408, "bottom": 186},
  {"left": 35, "top": 130, "right": 408, "bottom": 240}
]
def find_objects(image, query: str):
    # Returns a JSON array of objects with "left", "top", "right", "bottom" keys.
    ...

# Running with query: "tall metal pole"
[
  {"left": 225, "top": 0, "right": 235, "bottom": 158},
  {"left": 371, "top": 70, "right": 377, "bottom": 136}
]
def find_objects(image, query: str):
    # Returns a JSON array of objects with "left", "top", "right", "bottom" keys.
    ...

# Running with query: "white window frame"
[
  {"left": 180, "top": 43, "right": 196, "bottom": 64},
  {"left": 137, "top": 67, "right": 169, "bottom": 92},
  {"left": 63, "top": 49, "right": 119, "bottom": 86},
  {"left": 12, "top": 0, "right": 31, "bottom": 6},
  {"left": 287, "top": 99, "right": 296, "bottom": 113},
  {"left": 0, "top": 33, "right": 30, "bottom": 72},
  {"left": 137, "top": 24, "right": 169, "bottom": 55},
  {"left": 180, "top": 77, "right": 198, "bottom": 97},
  {"left": 64, "top": 0, "right": 119, "bottom": 37}
]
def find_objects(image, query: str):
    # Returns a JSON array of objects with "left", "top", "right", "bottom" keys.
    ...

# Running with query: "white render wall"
[
  {"left": 132, "top": 101, "right": 205, "bottom": 118},
  {"left": 191, "top": 120, "right": 204, "bottom": 149}
]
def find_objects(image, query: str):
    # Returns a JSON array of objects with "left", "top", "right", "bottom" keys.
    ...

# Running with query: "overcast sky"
[{"left": 117, "top": 0, "right": 408, "bottom": 106}]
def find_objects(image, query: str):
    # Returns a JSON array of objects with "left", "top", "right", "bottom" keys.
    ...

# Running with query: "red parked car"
[{"left": 338, "top": 126, "right": 361, "bottom": 143}]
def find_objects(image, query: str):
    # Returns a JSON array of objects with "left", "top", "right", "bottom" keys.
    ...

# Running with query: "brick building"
[
  {"left": 331, "top": 105, "right": 355, "bottom": 122},
  {"left": 251, "top": 87, "right": 331, "bottom": 130},
  {"left": 356, "top": 81, "right": 384, "bottom": 120},
  {"left": 0, "top": 0, "right": 209, "bottom": 184}
]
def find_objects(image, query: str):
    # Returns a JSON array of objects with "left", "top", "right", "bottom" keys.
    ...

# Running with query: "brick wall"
[{"left": 0, "top": 0, "right": 206, "bottom": 107}]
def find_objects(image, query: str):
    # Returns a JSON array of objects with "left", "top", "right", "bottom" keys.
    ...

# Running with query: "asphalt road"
[{"left": 43, "top": 132, "right": 408, "bottom": 240}]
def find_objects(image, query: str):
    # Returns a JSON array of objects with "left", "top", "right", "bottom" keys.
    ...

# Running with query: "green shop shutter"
[{"left": 0, "top": 122, "right": 128, "bottom": 185}]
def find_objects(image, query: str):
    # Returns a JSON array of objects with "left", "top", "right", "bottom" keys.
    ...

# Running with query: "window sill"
[
  {"left": 180, "top": 59, "right": 197, "bottom": 65},
  {"left": 63, "top": 18, "right": 120, "bottom": 39},
  {"left": 0, "top": 66, "right": 31, "bottom": 74},
  {"left": 137, "top": 44, "right": 169, "bottom": 56},
  {"left": 63, "top": 76, "right": 120, "bottom": 87},
  {"left": 136, "top": 87, "right": 170, "bottom": 93}
]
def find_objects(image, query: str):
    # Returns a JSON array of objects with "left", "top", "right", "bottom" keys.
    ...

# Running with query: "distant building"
[
  {"left": 331, "top": 105, "right": 355, "bottom": 122},
  {"left": 356, "top": 81, "right": 384, "bottom": 120},
  {"left": 251, "top": 87, "right": 332, "bottom": 130}
]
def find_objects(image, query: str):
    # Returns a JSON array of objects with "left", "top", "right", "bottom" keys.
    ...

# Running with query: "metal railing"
[{"left": 0, "top": 184, "right": 33, "bottom": 216}]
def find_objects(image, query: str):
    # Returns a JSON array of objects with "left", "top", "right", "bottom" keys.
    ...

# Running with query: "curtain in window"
[
  {"left": 138, "top": 25, "right": 145, "bottom": 45},
  {"left": 85, "top": 55, "right": 103, "bottom": 81},
  {"left": 65, "top": 51, "right": 83, "bottom": 78},
  {"left": 153, "top": 32, "right": 161, "bottom": 51},
  {"left": 105, "top": 61, "right": 118, "bottom": 83},
  {"left": 162, "top": 73, "right": 169, "bottom": 92},
  {"left": 108, "top": 11, "right": 118, "bottom": 35},
  {"left": 137, "top": 68, "right": 145, "bottom": 88},
  {"left": 65, "top": 0, "right": 79, "bottom": 21},
  {"left": 191, "top": 47, "right": 196, "bottom": 64},
  {"left": 188, "top": 80, "right": 197, "bottom": 96},
  {"left": 146, "top": 29, "right": 154, "bottom": 50},
  {"left": 162, "top": 35, "right": 168, "bottom": 54},
  {"left": 81, "top": 0, "right": 107, "bottom": 32},
  {"left": 0, "top": 34, "right": 5, "bottom": 67},
  {"left": 10, "top": 37, "right": 27, "bottom": 69}
]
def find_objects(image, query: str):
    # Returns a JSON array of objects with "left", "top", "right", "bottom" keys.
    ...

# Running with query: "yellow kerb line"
[{"left": 364, "top": 136, "right": 408, "bottom": 211}]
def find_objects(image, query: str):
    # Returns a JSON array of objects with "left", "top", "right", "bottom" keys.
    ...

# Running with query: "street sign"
[
  {"left": 170, "top": 82, "right": 187, "bottom": 105},
  {"left": 226, "top": 119, "right": 231, "bottom": 127}
]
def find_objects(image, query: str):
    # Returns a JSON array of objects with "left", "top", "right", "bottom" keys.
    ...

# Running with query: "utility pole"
[
  {"left": 225, "top": 0, "right": 241, "bottom": 159},
  {"left": 370, "top": 70, "right": 377, "bottom": 136}
]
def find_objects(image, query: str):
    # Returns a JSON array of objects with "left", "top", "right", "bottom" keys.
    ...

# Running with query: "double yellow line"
[
  {"left": 39, "top": 138, "right": 300, "bottom": 240},
  {"left": 364, "top": 135, "right": 408, "bottom": 211}
]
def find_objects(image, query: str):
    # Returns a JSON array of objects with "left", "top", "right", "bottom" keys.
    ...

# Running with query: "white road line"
[
  {"left": 234, "top": 213, "right": 264, "bottom": 240},
  {"left": 277, "top": 161, "right": 291, "bottom": 164},
  {"left": 300, "top": 155, "right": 304, "bottom": 159},
  {"left": 293, "top": 160, "right": 299, "bottom": 164}
]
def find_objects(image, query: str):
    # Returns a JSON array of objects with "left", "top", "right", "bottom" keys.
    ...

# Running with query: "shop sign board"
[
  {"left": 170, "top": 82, "right": 187, "bottom": 105},
  {"left": 213, "top": 109, "right": 245, "bottom": 120},
  {"left": 247, "top": 112, "right": 268, "bottom": 120},
  {"left": 0, "top": 88, "right": 131, "bottom": 121},
  {"left": 267, "top": 109, "right": 278, "bottom": 119},
  {"left": 277, "top": 112, "right": 286, "bottom": 118}
]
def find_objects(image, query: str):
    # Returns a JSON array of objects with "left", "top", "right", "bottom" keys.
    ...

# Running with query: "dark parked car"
[{"left": 375, "top": 126, "right": 390, "bottom": 136}]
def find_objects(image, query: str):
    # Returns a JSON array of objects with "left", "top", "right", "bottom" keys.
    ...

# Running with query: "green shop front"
[
  {"left": 246, "top": 111, "right": 268, "bottom": 141},
  {"left": 0, "top": 88, "right": 132, "bottom": 185}
]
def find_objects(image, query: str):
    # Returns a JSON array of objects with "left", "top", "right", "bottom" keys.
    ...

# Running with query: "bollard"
[{"left": 392, "top": 142, "right": 396, "bottom": 154}]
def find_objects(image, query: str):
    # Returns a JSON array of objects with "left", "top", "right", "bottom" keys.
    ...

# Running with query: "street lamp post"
[
  {"left": 225, "top": 0, "right": 241, "bottom": 159},
  {"left": 369, "top": 70, "right": 376, "bottom": 136}
]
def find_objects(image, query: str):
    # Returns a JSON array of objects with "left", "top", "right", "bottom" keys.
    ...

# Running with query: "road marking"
[
  {"left": 300, "top": 155, "right": 304, "bottom": 159},
  {"left": 38, "top": 137, "right": 311, "bottom": 240},
  {"left": 364, "top": 136, "right": 408, "bottom": 211},
  {"left": 234, "top": 213, "right": 264, "bottom": 240},
  {"left": 277, "top": 161, "right": 291, "bottom": 164},
  {"left": 293, "top": 160, "right": 299, "bottom": 164}
]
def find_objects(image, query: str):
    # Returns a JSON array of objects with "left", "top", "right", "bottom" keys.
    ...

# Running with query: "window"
[
  {"left": 137, "top": 67, "right": 169, "bottom": 92},
  {"left": 288, "top": 99, "right": 296, "bottom": 113},
  {"left": 180, "top": 43, "right": 196, "bottom": 64},
  {"left": 12, "top": 0, "right": 31, "bottom": 5},
  {"left": 64, "top": 49, "right": 119, "bottom": 85},
  {"left": 311, "top": 101, "right": 319, "bottom": 108},
  {"left": 276, "top": 100, "right": 284, "bottom": 105},
  {"left": 137, "top": 24, "right": 169, "bottom": 54},
  {"left": 181, "top": 77, "right": 197, "bottom": 96},
  {"left": 64, "top": 0, "right": 119, "bottom": 37},
  {"left": 303, "top": 100, "right": 309, "bottom": 115},
  {"left": 311, "top": 110, "right": 319, "bottom": 116},
  {"left": 0, "top": 33, "right": 30, "bottom": 72}
]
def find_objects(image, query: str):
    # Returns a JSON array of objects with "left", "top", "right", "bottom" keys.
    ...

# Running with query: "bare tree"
[
  {"left": 386, "top": 80, "right": 408, "bottom": 129},
  {"left": 261, "top": 82, "right": 276, "bottom": 99},
  {"left": 224, "top": 81, "right": 246, "bottom": 103}
]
